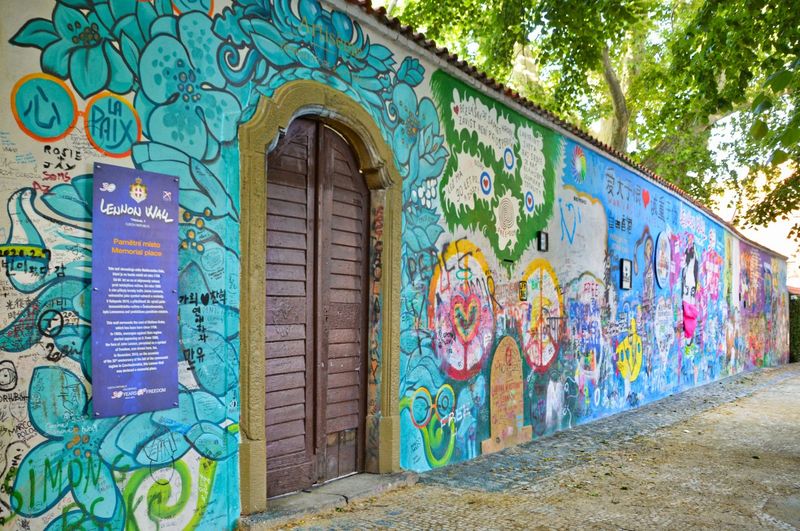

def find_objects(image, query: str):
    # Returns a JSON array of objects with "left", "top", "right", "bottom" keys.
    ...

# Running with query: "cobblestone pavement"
[{"left": 284, "top": 363, "right": 800, "bottom": 530}]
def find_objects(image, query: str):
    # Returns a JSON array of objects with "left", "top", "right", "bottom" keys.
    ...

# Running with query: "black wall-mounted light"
[{"left": 537, "top": 231, "right": 549, "bottom": 252}]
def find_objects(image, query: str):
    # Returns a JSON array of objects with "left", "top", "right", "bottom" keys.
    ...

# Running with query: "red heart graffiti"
[
  {"left": 642, "top": 189, "right": 651, "bottom": 209},
  {"left": 451, "top": 294, "right": 480, "bottom": 344},
  {"left": 453, "top": 105, "right": 460, "bottom": 115}
]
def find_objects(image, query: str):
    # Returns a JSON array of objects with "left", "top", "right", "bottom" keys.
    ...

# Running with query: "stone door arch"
[{"left": 238, "top": 80, "right": 402, "bottom": 513}]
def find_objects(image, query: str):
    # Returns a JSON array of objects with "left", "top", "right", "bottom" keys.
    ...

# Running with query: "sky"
[{"left": 709, "top": 116, "right": 800, "bottom": 288}]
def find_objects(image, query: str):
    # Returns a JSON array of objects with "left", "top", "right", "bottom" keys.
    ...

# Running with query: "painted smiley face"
[{"left": 0, "top": 361, "right": 18, "bottom": 391}]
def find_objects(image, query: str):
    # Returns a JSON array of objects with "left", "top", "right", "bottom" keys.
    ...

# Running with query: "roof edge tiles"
[{"left": 340, "top": 0, "right": 789, "bottom": 261}]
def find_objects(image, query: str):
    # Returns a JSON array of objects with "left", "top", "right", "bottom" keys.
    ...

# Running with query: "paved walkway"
[{"left": 283, "top": 363, "right": 800, "bottom": 529}]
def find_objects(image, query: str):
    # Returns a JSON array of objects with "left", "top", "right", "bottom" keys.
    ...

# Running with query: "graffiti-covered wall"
[
  {"left": 0, "top": 0, "right": 789, "bottom": 528},
  {"left": 397, "top": 71, "right": 790, "bottom": 471}
]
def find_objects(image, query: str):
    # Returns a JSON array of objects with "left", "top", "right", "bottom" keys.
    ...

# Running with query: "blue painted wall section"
[{"left": 0, "top": 0, "right": 789, "bottom": 528}]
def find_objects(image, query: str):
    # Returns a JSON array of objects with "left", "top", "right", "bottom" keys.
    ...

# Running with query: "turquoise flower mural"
[
  {"left": 225, "top": 0, "right": 398, "bottom": 123},
  {"left": 6, "top": 0, "right": 448, "bottom": 526},
  {"left": 10, "top": 3, "right": 133, "bottom": 98},
  {"left": 390, "top": 82, "right": 444, "bottom": 183}
]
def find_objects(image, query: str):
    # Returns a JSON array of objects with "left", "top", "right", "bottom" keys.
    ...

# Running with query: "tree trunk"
[{"left": 602, "top": 45, "right": 630, "bottom": 152}]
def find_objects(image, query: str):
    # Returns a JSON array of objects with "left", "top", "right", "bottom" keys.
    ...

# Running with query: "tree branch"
[
  {"left": 602, "top": 44, "right": 630, "bottom": 151},
  {"left": 639, "top": 110, "right": 732, "bottom": 169}
]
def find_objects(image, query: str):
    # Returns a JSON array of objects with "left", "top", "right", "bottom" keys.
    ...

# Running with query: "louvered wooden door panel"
[
  {"left": 265, "top": 119, "right": 368, "bottom": 497},
  {"left": 265, "top": 119, "right": 317, "bottom": 496},
  {"left": 319, "top": 126, "right": 369, "bottom": 482}
]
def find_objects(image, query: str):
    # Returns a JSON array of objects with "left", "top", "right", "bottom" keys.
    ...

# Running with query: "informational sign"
[{"left": 91, "top": 163, "right": 178, "bottom": 417}]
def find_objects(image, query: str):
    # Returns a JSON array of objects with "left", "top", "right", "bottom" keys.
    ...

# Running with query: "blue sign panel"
[{"left": 91, "top": 162, "right": 179, "bottom": 417}]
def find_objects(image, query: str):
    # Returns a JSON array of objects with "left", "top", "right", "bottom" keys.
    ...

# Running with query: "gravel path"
[{"left": 285, "top": 364, "right": 800, "bottom": 530}]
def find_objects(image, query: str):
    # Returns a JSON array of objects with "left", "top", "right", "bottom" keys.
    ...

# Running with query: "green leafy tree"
[
  {"left": 396, "top": 0, "right": 655, "bottom": 152},
  {"left": 390, "top": 0, "right": 800, "bottom": 234},
  {"left": 664, "top": 0, "right": 800, "bottom": 236}
]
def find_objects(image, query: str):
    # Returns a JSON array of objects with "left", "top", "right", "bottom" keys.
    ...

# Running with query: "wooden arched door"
[{"left": 264, "top": 117, "right": 369, "bottom": 497}]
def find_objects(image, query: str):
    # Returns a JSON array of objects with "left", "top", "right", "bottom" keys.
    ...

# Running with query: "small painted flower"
[
  {"left": 11, "top": 4, "right": 133, "bottom": 98},
  {"left": 137, "top": 13, "right": 242, "bottom": 161},
  {"left": 391, "top": 83, "right": 442, "bottom": 181}
]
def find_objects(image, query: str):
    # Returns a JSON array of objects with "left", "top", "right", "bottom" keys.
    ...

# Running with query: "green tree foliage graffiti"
[{"left": 430, "top": 71, "right": 561, "bottom": 264}]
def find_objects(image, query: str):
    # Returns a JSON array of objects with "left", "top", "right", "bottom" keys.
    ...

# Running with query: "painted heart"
[
  {"left": 642, "top": 188, "right": 651, "bottom": 209},
  {"left": 451, "top": 294, "right": 480, "bottom": 344},
  {"left": 453, "top": 104, "right": 460, "bottom": 115},
  {"left": 559, "top": 200, "right": 578, "bottom": 244}
]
